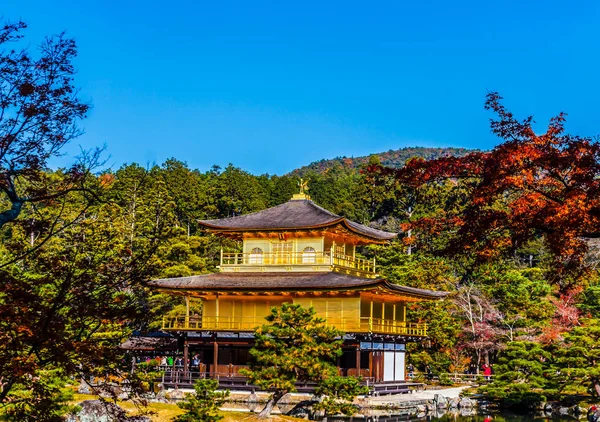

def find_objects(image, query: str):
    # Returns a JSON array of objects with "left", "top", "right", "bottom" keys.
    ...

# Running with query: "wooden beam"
[{"left": 212, "top": 341, "right": 219, "bottom": 377}]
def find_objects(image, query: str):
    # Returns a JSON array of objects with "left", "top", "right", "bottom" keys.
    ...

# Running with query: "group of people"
[{"left": 134, "top": 354, "right": 204, "bottom": 372}]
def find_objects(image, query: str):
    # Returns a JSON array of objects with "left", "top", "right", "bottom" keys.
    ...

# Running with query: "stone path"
[{"left": 367, "top": 386, "right": 470, "bottom": 404}]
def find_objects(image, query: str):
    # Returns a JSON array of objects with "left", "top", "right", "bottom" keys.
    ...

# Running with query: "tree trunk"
[
  {"left": 258, "top": 390, "right": 287, "bottom": 419},
  {"left": 594, "top": 381, "right": 600, "bottom": 398},
  {"left": 0, "top": 377, "right": 15, "bottom": 403}
]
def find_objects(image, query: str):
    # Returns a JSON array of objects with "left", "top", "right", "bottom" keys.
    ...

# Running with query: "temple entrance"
[{"left": 187, "top": 343, "right": 252, "bottom": 377}]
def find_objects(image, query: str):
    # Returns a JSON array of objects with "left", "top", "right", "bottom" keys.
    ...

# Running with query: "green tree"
[
  {"left": 211, "top": 164, "right": 266, "bottom": 217},
  {"left": 0, "top": 188, "right": 169, "bottom": 416},
  {"left": 554, "top": 318, "right": 600, "bottom": 397},
  {"left": 579, "top": 285, "right": 600, "bottom": 318},
  {"left": 174, "top": 378, "right": 229, "bottom": 422},
  {"left": 481, "top": 341, "right": 552, "bottom": 408},
  {"left": 313, "top": 375, "right": 368, "bottom": 417},
  {"left": 0, "top": 369, "right": 76, "bottom": 421},
  {"left": 0, "top": 21, "right": 93, "bottom": 229},
  {"left": 242, "top": 304, "right": 345, "bottom": 419},
  {"left": 158, "top": 159, "right": 209, "bottom": 234}
]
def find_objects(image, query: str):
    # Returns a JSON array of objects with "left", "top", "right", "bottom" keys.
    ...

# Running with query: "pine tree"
[
  {"left": 174, "top": 379, "right": 229, "bottom": 422},
  {"left": 481, "top": 341, "right": 552, "bottom": 408},
  {"left": 241, "top": 304, "right": 344, "bottom": 419},
  {"left": 313, "top": 375, "right": 368, "bottom": 417},
  {"left": 554, "top": 318, "right": 600, "bottom": 397}
]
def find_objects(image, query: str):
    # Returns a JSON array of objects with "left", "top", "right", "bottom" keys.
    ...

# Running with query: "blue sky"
[{"left": 3, "top": 1, "right": 600, "bottom": 174}]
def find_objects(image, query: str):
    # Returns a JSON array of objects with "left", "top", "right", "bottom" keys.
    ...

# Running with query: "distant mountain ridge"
[{"left": 289, "top": 146, "right": 475, "bottom": 176}]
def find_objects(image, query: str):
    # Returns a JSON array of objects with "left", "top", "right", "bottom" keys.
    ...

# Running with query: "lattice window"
[
  {"left": 272, "top": 241, "right": 293, "bottom": 264},
  {"left": 302, "top": 247, "right": 316, "bottom": 264},
  {"left": 248, "top": 247, "right": 263, "bottom": 264},
  {"left": 333, "top": 244, "right": 346, "bottom": 256}
]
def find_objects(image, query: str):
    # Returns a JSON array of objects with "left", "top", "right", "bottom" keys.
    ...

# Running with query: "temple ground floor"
[{"left": 136, "top": 332, "right": 425, "bottom": 394}]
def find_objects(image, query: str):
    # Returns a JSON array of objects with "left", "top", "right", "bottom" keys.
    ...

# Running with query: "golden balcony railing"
[
  {"left": 220, "top": 250, "right": 376, "bottom": 274},
  {"left": 162, "top": 315, "right": 427, "bottom": 337}
]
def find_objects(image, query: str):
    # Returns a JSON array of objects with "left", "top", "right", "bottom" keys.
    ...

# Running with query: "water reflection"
[{"left": 228, "top": 400, "right": 580, "bottom": 422}]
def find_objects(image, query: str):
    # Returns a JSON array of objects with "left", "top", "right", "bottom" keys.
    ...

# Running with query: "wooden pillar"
[
  {"left": 215, "top": 295, "right": 220, "bottom": 328},
  {"left": 368, "top": 351, "right": 373, "bottom": 379},
  {"left": 185, "top": 296, "right": 190, "bottom": 329},
  {"left": 356, "top": 346, "right": 361, "bottom": 375},
  {"left": 374, "top": 352, "right": 382, "bottom": 382},
  {"left": 183, "top": 340, "right": 189, "bottom": 375},
  {"left": 213, "top": 341, "right": 219, "bottom": 377}
]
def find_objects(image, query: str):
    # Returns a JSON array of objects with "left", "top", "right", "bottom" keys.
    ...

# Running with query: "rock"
[
  {"left": 558, "top": 407, "right": 570, "bottom": 416},
  {"left": 458, "top": 398, "right": 473, "bottom": 409},
  {"left": 312, "top": 409, "right": 325, "bottom": 420},
  {"left": 568, "top": 405, "right": 586, "bottom": 416},
  {"left": 415, "top": 404, "right": 427, "bottom": 413},
  {"left": 68, "top": 400, "right": 150, "bottom": 422},
  {"left": 155, "top": 387, "right": 167, "bottom": 401},
  {"left": 166, "top": 388, "right": 186, "bottom": 400},
  {"left": 278, "top": 393, "right": 291, "bottom": 404},
  {"left": 434, "top": 394, "right": 448, "bottom": 409},
  {"left": 77, "top": 382, "right": 91, "bottom": 395},
  {"left": 287, "top": 400, "right": 316, "bottom": 419},
  {"left": 448, "top": 397, "right": 460, "bottom": 409},
  {"left": 426, "top": 400, "right": 436, "bottom": 412},
  {"left": 459, "top": 407, "right": 475, "bottom": 416},
  {"left": 247, "top": 391, "right": 259, "bottom": 403}
]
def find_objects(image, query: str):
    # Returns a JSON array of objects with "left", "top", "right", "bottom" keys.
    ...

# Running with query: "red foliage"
[{"left": 370, "top": 93, "right": 600, "bottom": 282}]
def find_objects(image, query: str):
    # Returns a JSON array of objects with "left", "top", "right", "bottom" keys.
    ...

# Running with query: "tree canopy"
[{"left": 370, "top": 93, "right": 600, "bottom": 278}]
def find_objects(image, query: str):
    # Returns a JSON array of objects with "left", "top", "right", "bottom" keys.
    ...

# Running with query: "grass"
[
  {"left": 72, "top": 394, "right": 183, "bottom": 421},
  {"left": 71, "top": 394, "right": 302, "bottom": 422}
]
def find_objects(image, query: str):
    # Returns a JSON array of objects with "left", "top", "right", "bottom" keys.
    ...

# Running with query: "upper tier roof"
[
  {"left": 198, "top": 199, "right": 397, "bottom": 242},
  {"left": 148, "top": 272, "right": 448, "bottom": 300}
]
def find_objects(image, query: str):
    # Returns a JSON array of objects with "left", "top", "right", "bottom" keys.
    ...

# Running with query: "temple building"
[{"left": 149, "top": 187, "right": 447, "bottom": 392}]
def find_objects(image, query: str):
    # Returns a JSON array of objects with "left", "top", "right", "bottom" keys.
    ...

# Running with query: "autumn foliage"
[{"left": 369, "top": 92, "right": 600, "bottom": 281}]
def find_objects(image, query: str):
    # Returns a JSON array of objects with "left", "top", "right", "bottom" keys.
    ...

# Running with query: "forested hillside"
[
  {"left": 290, "top": 146, "right": 474, "bottom": 176},
  {"left": 3, "top": 14, "right": 600, "bottom": 420},
  {"left": 2, "top": 108, "right": 600, "bottom": 414}
]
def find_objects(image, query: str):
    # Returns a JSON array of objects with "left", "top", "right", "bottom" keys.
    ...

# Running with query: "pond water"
[
  {"left": 225, "top": 402, "right": 580, "bottom": 422},
  {"left": 329, "top": 413, "right": 579, "bottom": 422}
]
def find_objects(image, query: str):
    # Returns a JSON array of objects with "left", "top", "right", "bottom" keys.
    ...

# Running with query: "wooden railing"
[
  {"left": 221, "top": 251, "right": 331, "bottom": 266},
  {"left": 220, "top": 250, "right": 376, "bottom": 274},
  {"left": 162, "top": 315, "right": 427, "bottom": 336}
]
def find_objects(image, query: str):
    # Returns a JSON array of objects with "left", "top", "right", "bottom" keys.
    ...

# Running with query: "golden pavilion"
[{"left": 149, "top": 188, "right": 447, "bottom": 392}]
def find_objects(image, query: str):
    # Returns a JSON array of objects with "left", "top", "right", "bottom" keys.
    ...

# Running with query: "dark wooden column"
[
  {"left": 355, "top": 346, "right": 361, "bottom": 375},
  {"left": 183, "top": 340, "right": 189, "bottom": 375},
  {"left": 212, "top": 341, "right": 219, "bottom": 377},
  {"left": 368, "top": 351, "right": 374, "bottom": 379}
]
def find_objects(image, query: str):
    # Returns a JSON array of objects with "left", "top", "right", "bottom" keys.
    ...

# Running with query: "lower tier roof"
[{"left": 148, "top": 272, "right": 448, "bottom": 300}]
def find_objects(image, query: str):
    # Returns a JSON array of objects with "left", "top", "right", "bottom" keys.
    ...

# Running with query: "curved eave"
[
  {"left": 379, "top": 281, "right": 449, "bottom": 300},
  {"left": 147, "top": 273, "right": 447, "bottom": 301},
  {"left": 151, "top": 284, "right": 381, "bottom": 295},
  {"left": 199, "top": 219, "right": 396, "bottom": 244},
  {"left": 198, "top": 216, "right": 345, "bottom": 232}
]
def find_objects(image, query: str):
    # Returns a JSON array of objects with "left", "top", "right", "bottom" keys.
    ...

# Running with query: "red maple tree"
[{"left": 370, "top": 93, "right": 600, "bottom": 283}]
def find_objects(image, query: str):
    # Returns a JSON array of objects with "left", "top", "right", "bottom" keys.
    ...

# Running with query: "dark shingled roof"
[
  {"left": 120, "top": 336, "right": 177, "bottom": 351},
  {"left": 198, "top": 199, "right": 396, "bottom": 242},
  {"left": 148, "top": 272, "right": 448, "bottom": 300}
]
